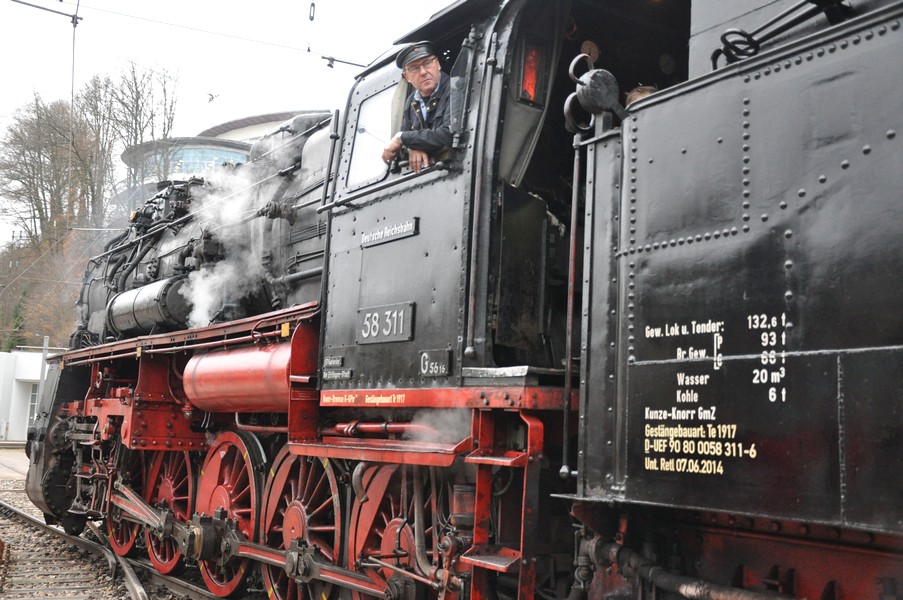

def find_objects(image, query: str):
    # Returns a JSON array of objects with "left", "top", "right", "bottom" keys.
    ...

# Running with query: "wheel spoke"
[
  {"left": 196, "top": 431, "right": 263, "bottom": 598},
  {"left": 262, "top": 452, "right": 340, "bottom": 600}
]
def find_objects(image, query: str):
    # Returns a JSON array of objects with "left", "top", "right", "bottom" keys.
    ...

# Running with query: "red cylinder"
[{"left": 183, "top": 343, "right": 292, "bottom": 413}]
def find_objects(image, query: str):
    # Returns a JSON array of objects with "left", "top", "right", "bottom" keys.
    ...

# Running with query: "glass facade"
[
  {"left": 142, "top": 147, "right": 249, "bottom": 180},
  {"left": 169, "top": 148, "right": 248, "bottom": 176}
]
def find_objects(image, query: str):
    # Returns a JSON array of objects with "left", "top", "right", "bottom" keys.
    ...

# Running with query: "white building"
[{"left": 0, "top": 348, "right": 51, "bottom": 442}]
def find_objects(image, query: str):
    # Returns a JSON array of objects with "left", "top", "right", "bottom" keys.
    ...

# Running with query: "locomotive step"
[
  {"left": 464, "top": 449, "right": 528, "bottom": 468},
  {"left": 460, "top": 544, "right": 522, "bottom": 572}
]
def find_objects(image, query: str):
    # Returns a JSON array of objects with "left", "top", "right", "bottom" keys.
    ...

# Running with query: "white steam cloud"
[
  {"left": 405, "top": 409, "right": 473, "bottom": 443},
  {"left": 177, "top": 164, "right": 283, "bottom": 329}
]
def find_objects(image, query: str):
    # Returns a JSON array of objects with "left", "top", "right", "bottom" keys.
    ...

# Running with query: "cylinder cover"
[{"left": 183, "top": 342, "right": 292, "bottom": 413}]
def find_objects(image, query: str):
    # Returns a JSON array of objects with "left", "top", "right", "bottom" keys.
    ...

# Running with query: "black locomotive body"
[{"left": 25, "top": 1, "right": 903, "bottom": 599}]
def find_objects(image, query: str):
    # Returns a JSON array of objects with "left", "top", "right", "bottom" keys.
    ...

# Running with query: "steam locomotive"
[{"left": 25, "top": 0, "right": 903, "bottom": 598}]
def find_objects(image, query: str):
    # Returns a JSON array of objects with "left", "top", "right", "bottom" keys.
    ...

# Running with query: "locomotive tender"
[{"left": 25, "top": 0, "right": 903, "bottom": 598}]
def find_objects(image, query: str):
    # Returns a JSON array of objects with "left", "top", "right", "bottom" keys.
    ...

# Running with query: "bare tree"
[
  {"left": 73, "top": 75, "right": 118, "bottom": 228},
  {"left": 0, "top": 62, "right": 180, "bottom": 346},
  {"left": 113, "top": 62, "right": 179, "bottom": 202},
  {"left": 0, "top": 95, "right": 72, "bottom": 247}
]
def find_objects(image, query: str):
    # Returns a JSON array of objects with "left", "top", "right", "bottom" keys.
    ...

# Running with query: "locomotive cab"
[{"left": 322, "top": 0, "right": 692, "bottom": 390}]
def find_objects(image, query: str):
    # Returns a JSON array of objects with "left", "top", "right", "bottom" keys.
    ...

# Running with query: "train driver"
[{"left": 381, "top": 41, "right": 452, "bottom": 174}]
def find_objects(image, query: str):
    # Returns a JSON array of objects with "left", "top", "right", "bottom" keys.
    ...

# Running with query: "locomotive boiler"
[{"left": 25, "top": 0, "right": 903, "bottom": 599}]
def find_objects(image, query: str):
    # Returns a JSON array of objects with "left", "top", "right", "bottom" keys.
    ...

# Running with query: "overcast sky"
[{"left": 0, "top": 0, "right": 453, "bottom": 136}]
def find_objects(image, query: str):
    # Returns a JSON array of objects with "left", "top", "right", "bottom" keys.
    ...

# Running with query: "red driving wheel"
[
  {"left": 348, "top": 464, "right": 435, "bottom": 600},
  {"left": 107, "top": 449, "right": 144, "bottom": 557},
  {"left": 144, "top": 450, "right": 196, "bottom": 575},
  {"left": 261, "top": 448, "right": 342, "bottom": 600},
  {"left": 195, "top": 430, "right": 265, "bottom": 598}
]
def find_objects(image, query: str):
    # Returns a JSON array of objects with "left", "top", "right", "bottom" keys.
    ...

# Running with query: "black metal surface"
[{"left": 580, "top": 4, "right": 903, "bottom": 533}]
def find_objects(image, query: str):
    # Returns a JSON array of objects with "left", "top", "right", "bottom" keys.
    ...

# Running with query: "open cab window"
[{"left": 345, "top": 84, "right": 399, "bottom": 191}]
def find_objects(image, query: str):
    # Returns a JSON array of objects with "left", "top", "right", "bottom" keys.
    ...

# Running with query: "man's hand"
[
  {"left": 408, "top": 148, "right": 430, "bottom": 174},
  {"left": 382, "top": 136, "right": 403, "bottom": 163}
]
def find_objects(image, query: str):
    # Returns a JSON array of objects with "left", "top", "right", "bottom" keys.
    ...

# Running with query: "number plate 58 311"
[{"left": 357, "top": 302, "right": 415, "bottom": 344}]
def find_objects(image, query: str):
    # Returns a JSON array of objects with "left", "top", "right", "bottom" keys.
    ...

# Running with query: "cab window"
[{"left": 346, "top": 85, "right": 397, "bottom": 191}]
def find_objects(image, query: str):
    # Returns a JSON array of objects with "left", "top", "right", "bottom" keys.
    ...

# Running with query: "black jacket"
[{"left": 398, "top": 72, "right": 452, "bottom": 154}]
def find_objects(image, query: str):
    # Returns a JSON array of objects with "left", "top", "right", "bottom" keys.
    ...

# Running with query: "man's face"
[{"left": 402, "top": 55, "right": 440, "bottom": 97}]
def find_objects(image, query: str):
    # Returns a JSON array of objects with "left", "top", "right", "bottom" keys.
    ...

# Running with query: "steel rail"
[
  {"left": 0, "top": 500, "right": 117, "bottom": 577},
  {"left": 86, "top": 521, "right": 148, "bottom": 600}
]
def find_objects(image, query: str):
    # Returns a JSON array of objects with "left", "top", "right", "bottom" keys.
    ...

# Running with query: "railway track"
[{"left": 0, "top": 480, "right": 268, "bottom": 600}]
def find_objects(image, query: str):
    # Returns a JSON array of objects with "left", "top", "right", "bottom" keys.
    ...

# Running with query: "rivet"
[
  {"left": 888, "top": 130, "right": 896, "bottom": 139},
  {"left": 841, "top": 160, "right": 850, "bottom": 169},
  {"left": 742, "top": 108, "right": 750, "bottom": 117},
  {"left": 841, "top": 40, "right": 850, "bottom": 49},
  {"left": 865, "top": 30, "right": 874, "bottom": 40},
  {"left": 744, "top": 75, "right": 751, "bottom": 83},
  {"left": 890, "top": 21, "right": 899, "bottom": 31},
  {"left": 649, "top": 158, "right": 654, "bottom": 164},
  {"left": 785, "top": 230, "right": 793, "bottom": 239},
  {"left": 743, "top": 178, "right": 750, "bottom": 186},
  {"left": 743, "top": 214, "right": 750, "bottom": 221},
  {"left": 795, "top": 56, "right": 802, "bottom": 65},
  {"left": 678, "top": 237, "right": 685, "bottom": 245},
  {"left": 764, "top": 67, "right": 771, "bottom": 75},
  {"left": 742, "top": 121, "right": 750, "bottom": 128},
  {"left": 862, "top": 145, "right": 871, "bottom": 155},
  {"left": 742, "top": 167, "right": 750, "bottom": 175},
  {"left": 742, "top": 156, "right": 750, "bottom": 164},
  {"left": 761, "top": 214, "right": 769, "bottom": 222},
  {"left": 717, "top": 137, "right": 724, "bottom": 143},
  {"left": 743, "top": 97, "right": 750, "bottom": 105},
  {"left": 754, "top": 72, "right": 761, "bottom": 80},
  {"left": 798, "top": 189, "right": 806, "bottom": 197},
  {"left": 742, "top": 225, "right": 750, "bottom": 232},
  {"left": 731, "top": 227, "right": 738, "bottom": 235},
  {"left": 743, "top": 201, "right": 750, "bottom": 209},
  {"left": 817, "top": 48, "right": 825, "bottom": 56},
  {"left": 818, "top": 174, "right": 827, "bottom": 183},
  {"left": 784, "top": 61, "right": 792, "bottom": 69},
  {"left": 743, "top": 190, "right": 751, "bottom": 197},
  {"left": 670, "top": 239, "right": 677, "bottom": 247},
  {"left": 806, "top": 52, "right": 814, "bottom": 61},
  {"left": 851, "top": 35, "right": 861, "bottom": 45},
  {"left": 743, "top": 132, "right": 750, "bottom": 140},
  {"left": 785, "top": 260, "right": 794, "bottom": 269},
  {"left": 774, "top": 65, "right": 781, "bottom": 72},
  {"left": 828, "top": 44, "right": 837, "bottom": 53},
  {"left": 704, "top": 232, "right": 712, "bottom": 240},
  {"left": 713, "top": 231, "right": 721, "bottom": 239},
  {"left": 780, "top": 201, "right": 787, "bottom": 209},
  {"left": 681, "top": 147, "right": 687, "bottom": 154},
  {"left": 742, "top": 144, "right": 750, "bottom": 151}
]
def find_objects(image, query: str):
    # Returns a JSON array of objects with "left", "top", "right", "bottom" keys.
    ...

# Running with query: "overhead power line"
[{"left": 53, "top": 0, "right": 369, "bottom": 67}]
